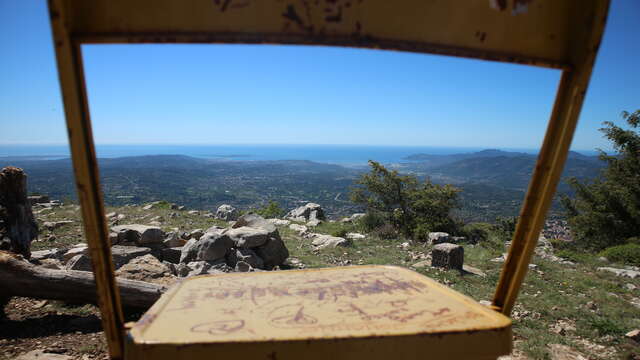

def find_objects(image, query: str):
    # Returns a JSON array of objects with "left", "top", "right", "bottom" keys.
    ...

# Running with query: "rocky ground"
[{"left": 1, "top": 200, "right": 639, "bottom": 360}]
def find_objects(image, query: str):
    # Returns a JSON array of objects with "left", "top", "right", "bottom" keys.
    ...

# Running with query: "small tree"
[
  {"left": 350, "top": 161, "right": 417, "bottom": 235},
  {"left": 255, "top": 200, "right": 285, "bottom": 219},
  {"left": 350, "top": 160, "right": 460, "bottom": 238},
  {"left": 410, "top": 180, "right": 460, "bottom": 240},
  {"left": 561, "top": 110, "right": 640, "bottom": 250}
]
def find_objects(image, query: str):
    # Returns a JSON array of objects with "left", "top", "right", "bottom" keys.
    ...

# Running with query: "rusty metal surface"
[
  {"left": 56, "top": 0, "right": 609, "bottom": 70},
  {"left": 126, "top": 266, "right": 511, "bottom": 359}
]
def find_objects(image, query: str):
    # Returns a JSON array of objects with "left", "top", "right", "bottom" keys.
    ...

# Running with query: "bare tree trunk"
[
  {"left": 0, "top": 167, "right": 38, "bottom": 258},
  {"left": 0, "top": 251, "right": 167, "bottom": 309}
]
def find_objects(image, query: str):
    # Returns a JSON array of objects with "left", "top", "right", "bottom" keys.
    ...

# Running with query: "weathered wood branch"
[
  {"left": 0, "top": 251, "right": 168, "bottom": 309},
  {"left": 0, "top": 167, "right": 38, "bottom": 258}
]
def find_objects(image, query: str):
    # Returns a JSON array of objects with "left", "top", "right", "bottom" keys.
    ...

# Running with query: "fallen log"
[
  {"left": 0, "top": 251, "right": 168, "bottom": 309},
  {"left": 0, "top": 166, "right": 38, "bottom": 258}
]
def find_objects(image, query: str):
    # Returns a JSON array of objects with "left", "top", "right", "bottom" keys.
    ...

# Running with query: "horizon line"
[{"left": 0, "top": 142, "right": 606, "bottom": 152}]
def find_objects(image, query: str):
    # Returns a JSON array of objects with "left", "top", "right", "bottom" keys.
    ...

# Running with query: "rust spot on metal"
[
  {"left": 325, "top": 6, "right": 342, "bottom": 22},
  {"left": 512, "top": 0, "right": 534, "bottom": 15},
  {"left": 475, "top": 31, "right": 487, "bottom": 43},
  {"left": 490, "top": 0, "right": 507, "bottom": 11},
  {"left": 282, "top": 4, "right": 312, "bottom": 33},
  {"left": 49, "top": 10, "right": 60, "bottom": 20}
]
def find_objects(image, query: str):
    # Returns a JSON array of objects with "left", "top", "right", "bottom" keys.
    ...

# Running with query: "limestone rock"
[
  {"left": 108, "top": 232, "right": 118, "bottom": 245},
  {"left": 65, "top": 254, "right": 93, "bottom": 271},
  {"left": 431, "top": 243, "right": 464, "bottom": 270},
  {"left": 15, "top": 350, "right": 72, "bottom": 360},
  {"left": 428, "top": 232, "right": 450, "bottom": 245},
  {"left": 161, "top": 247, "right": 183, "bottom": 264},
  {"left": 190, "top": 228, "right": 204, "bottom": 240},
  {"left": 62, "top": 246, "right": 88, "bottom": 263},
  {"left": 285, "top": 203, "right": 326, "bottom": 222},
  {"left": 115, "top": 254, "right": 176, "bottom": 285},
  {"left": 346, "top": 232, "right": 366, "bottom": 240},
  {"left": 205, "top": 225, "right": 226, "bottom": 235},
  {"left": 306, "top": 219, "right": 322, "bottom": 227},
  {"left": 225, "top": 226, "right": 269, "bottom": 248},
  {"left": 179, "top": 238, "right": 199, "bottom": 264},
  {"left": 233, "top": 213, "right": 277, "bottom": 234},
  {"left": 462, "top": 264, "right": 486, "bottom": 277},
  {"left": 42, "top": 220, "right": 73, "bottom": 230},
  {"left": 185, "top": 261, "right": 211, "bottom": 276},
  {"left": 110, "top": 245, "right": 153, "bottom": 268},
  {"left": 227, "top": 248, "right": 264, "bottom": 269},
  {"left": 183, "top": 259, "right": 229, "bottom": 277},
  {"left": 254, "top": 235, "right": 289, "bottom": 268},
  {"left": 187, "top": 233, "right": 234, "bottom": 262},
  {"left": 311, "top": 234, "right": 352, "bottom": 249},
  {"left": 28, "top": 195, "right": 50, "bottom": 205},
  {"left": 64, "top": 245, "right": 152, "bottom": 271},
  {"left": 235, "top": 261, "right": 252, "bottom": 272},
  {"left": 111, "top": 224, "right": 165, "bottom": 245},
  {"left": 626, "top": 329, "right": 640, "bottom": 343},
  {"left": 163, "top": 231, "right": 186, "bottom": 248},
  {"left": 411, "top": 260, "right": 430, "bottom": 269},
  {"left": 215, "top": 204, "right": 239, "bottom": 221},
  {"left": 31, "top": 248, "right": 64, "bottom": 262},
  {"left": 289, "top": 223, "right": 308, "bottom": 235},
  {"left": 597, "top": 267, "right": 640, "bottom": 279},
  {"left": 267, "top": 218, "right": 291, "bottom": 226}
]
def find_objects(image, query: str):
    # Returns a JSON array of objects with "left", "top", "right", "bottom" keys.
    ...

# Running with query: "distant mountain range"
[
  {"left": 0, "top": 149, "right": 606, "bottom": 221},
  {"left": 402, "top": 149, "right": 600, "bottom": 167},
  {"left": 399, "top": 149, "right": 603, "bottom": 191}
]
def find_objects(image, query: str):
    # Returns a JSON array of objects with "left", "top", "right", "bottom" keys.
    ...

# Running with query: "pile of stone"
[
  {"left": 29, "top": 213, "right": 290, "bottom": 285},
  {"left": 178, "top": 213, "right": 288, "bottom": 276},
  {"left": 285, "top": 203, "right": 325, "bottom": 226},
  {"left": 29, "top": 195, "right": 62, "bottom": 210},
  {"left": 215, "top": 204, "right": 239, "bottom": 221}
]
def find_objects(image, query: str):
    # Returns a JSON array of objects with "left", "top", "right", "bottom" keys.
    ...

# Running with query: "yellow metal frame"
[{"left": 47, "top": 1, "right": 610, "bottom": 358}]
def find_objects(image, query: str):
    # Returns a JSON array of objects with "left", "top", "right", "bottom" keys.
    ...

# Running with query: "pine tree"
[{"left": 561, "top": 110, "right": 640, "bottom": 250}]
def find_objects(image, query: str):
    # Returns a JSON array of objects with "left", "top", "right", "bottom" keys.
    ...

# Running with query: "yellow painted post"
[
  {"left": 48, "top": 1, "right": 125, "bottom": 358},
  {"left": 492, "top": 1, "right": 610, "bottom": 315}
]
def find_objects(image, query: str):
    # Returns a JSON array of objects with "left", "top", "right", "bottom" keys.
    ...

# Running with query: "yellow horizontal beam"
[{"left": 57, "top": 0, "right": 606, "bottom": 69}]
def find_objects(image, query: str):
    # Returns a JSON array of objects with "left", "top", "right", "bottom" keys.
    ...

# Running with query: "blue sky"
[{"left": 1, "top": 1, "right": 638, "bottom": 151}]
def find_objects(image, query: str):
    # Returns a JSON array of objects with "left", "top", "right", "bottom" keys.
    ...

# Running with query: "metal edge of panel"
[
  {"left": 72, "top": 32, "right": 570, "bottom": 70},
  {"left": 491, "top": 0, "right": 611, "bottom": 316},
  {"left": 48, "top": 0, "right": 126, "bottom": 358},
  {"left": 125, "top": 326, "right": 512, "bottom": 360}
]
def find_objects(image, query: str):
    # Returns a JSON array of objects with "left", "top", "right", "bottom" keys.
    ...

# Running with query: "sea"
[{"left": 0, "top": 144, "right": 595, "bottom": 166}]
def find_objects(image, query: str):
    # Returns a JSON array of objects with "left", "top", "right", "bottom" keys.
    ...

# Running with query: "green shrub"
[
  {"left": 255, "top": 201, "right": 285, "bottom": 219},
  {"left": 373, "top": 224, "right": 397, "bottom": 239},
  {"left": 555, "top": 249, "right": 593, "bottom": 264},
  {"left": 599, "top": 243, "right": 640, "bottom": 266},
  {"left": 413, "top": 223, "right": 430, "bottom": 242},
  {"left": 627, "top": 236, "right": 640, "bottom": 245},
  {"left": 561, "top": 110, "right": 640, "bottom": 250},
  {"left": 357, "top": 212, "right": 386, "bottom": 232},
  {"left": 331, "top": 228, "right": 348, "bottom": 238},
  {"left": 548, "top": 238, "right": 575, "bottom": 251},
  {"left": 461, "top": 222, "right": 493, "bottom": 243},
  {"left": 588, "top": 317, "right": 626, "bottom": 337}
]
